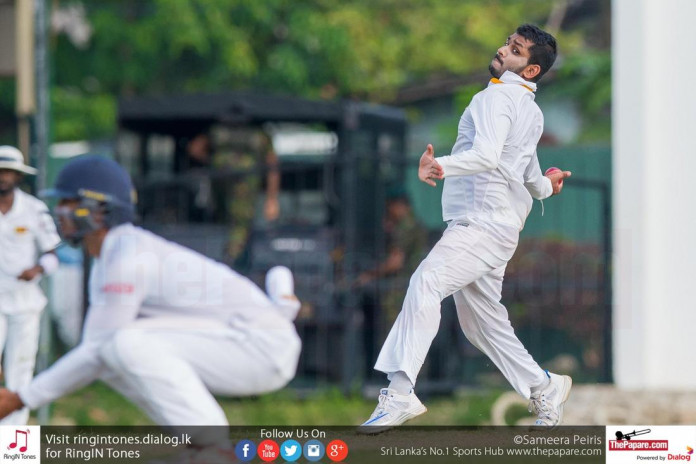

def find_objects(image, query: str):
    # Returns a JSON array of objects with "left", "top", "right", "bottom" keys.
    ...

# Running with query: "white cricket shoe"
[
  {"left": 266, "top": 266, "right": 301, "bottom": 320},
  {"left": 528, "top": 371, "right": 573, "bottom": 427},
  {"left": 358, "top": 388, "right": 427, "bottom": 434}
]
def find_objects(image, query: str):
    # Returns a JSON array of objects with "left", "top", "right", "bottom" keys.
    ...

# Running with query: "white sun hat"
[{"left": 0, "top": 146, "right": 38, "bottom": 175}]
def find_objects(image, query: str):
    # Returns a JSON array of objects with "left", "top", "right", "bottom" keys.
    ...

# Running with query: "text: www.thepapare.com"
[{"left": 506, "top": 448, "right": 603, "bottom": 457}]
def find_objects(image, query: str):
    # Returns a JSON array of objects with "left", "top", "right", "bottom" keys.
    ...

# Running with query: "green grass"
[{"left": 37, "top": 382, "right": 505, "bottom": 426}]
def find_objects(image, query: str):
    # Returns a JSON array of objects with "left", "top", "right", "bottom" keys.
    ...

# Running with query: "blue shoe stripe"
[{"left": 364, "top": 413, "right": 388, "bottom": 425}]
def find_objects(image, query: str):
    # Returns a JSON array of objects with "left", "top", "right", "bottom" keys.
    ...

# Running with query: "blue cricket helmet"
[{"left": 42, "top": 156, "right": 137, "bottom": 243}]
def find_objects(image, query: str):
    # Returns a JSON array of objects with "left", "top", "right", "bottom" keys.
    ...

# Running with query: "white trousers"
[
  {"left": 374, "top": 221, "right": 547, "bottom": 399},
  {"left": 97, "top": 316, "right": 300, "bottom": 442},
  {"left": 0, "top": 311, "right": 41, "bottom": 425}
]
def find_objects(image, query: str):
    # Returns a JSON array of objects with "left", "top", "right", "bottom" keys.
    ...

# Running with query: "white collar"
[{"left": 488, "top": 70, "right": 537, "bottom": 92}]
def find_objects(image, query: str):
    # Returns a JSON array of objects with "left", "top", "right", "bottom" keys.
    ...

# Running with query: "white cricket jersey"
[
  {"left": 436, "top": 71, "right": 553, "bottom": 231},
  {"left": 0, "top": 189, "right": 61, "bottom": 293},
  {"left": 19, "top": 224, "right": 298, "bottom": 408}
]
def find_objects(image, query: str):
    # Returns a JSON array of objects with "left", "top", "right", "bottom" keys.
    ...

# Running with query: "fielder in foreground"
[
  {"left": 0, "top": 156, "right": 301, "bottom": 444},
  {"left": 361, "top": 24, "right": 573, "bottom": 432}
]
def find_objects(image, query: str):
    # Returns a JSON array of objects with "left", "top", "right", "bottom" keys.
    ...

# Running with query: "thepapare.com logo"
[{"left": 608, "top": 428, "right": 669, "bottom": 452}]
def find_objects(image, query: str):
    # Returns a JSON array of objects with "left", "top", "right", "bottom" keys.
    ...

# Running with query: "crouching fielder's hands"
[
  {"left": 418, "top": 144, "right": 444, "bottom": 187},
  {"left": 0, "top": 388, "right": 24, "bottom": 419},
  {"left": 545, "top": 167, "right": 572, "bottom": 195}
]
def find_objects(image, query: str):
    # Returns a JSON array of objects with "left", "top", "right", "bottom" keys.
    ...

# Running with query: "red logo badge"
[
  {"left": 327, "top": 439, "right": 349, "bottom": 462},
  {"left": 258, "top": 440, "right": 279, "bottom": 462}
]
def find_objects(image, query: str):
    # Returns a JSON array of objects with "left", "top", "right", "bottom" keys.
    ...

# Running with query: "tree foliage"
[
  {"left": 50, "top": 0, "right": 607, "bottom": 141},
  {"left": 553, "top": 50, "right": 611, "bottom": 141}
]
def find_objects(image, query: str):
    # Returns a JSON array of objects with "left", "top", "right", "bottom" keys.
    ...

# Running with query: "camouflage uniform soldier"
[
  {"left": 356, "top": 189, "right": 427, "bottom": 377},
  {"left": 209, "top": 127, "right": 280, "bottom": 261},
  {"left": 381, "top": 198, "right": 428, "bottom": 322}
]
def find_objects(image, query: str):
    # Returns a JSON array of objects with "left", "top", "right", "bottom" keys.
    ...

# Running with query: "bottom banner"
[{"left": 0, "top": 425, "right": 618, "bottom": 463}]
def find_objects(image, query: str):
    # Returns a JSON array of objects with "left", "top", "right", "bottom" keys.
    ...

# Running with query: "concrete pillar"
[{"left": 613, "top": 0, "right": 696, "bottom": 388}]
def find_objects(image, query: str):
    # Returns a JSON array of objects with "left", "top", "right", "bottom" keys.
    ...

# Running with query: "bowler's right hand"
[
  {"left": 545, "top": 168, "right": 572, "bottom": 195},
  {"left": 418, "top": 144, "right": 444, "bottom": 187}
]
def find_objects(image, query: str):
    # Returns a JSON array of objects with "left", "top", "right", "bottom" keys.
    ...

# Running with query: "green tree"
[{"left": 51, "top": 0, "right": 604, "bottom": 141}]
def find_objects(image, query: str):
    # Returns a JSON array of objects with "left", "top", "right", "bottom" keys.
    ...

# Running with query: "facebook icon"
[{"left": 235, "top": 440, "right": 257, "bottom": 462}]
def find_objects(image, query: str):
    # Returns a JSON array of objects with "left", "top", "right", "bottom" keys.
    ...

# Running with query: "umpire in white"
[
  {"left": 0, "top": 146, "right": 60, "bottom": 425},
  {"left": 0, "top": 156, "right": 301, "bottom": 439}
]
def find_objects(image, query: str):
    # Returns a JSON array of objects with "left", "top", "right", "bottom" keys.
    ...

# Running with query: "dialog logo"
[
  {"left": 303, "top": 439, "right": 325, "bottom": 462},
  {"left": 280, "top": 439, "right": 302, "bottom": 462},
  {"left": 667, "top": 448, "right": 693, "bottom": 461},
  {"left": 234, "top": 439, "right": 256, "bottom": 462}
]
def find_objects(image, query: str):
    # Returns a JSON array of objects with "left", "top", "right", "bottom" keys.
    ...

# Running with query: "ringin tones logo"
[{"left": 1, "top": 426, "right": 41, "bottom": 462}]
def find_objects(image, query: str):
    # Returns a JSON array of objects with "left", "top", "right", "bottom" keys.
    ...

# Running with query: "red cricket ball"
[{"left": 545, "top": 167, "right": 563, "bottom": 187}]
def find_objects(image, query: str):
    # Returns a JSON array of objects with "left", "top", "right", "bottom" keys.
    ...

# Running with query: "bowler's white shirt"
[
  {"left": 436, "top": 71, "right": 552, "bottom": 230},
  {"left": 20, "top": 224, "right": 297, "bottom": 408},
  {"left": 0, "top": 189, "right": 60, "bottom": 293}
]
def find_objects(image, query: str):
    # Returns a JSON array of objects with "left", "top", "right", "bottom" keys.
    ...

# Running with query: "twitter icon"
[{"left": 280, "top": 439, "right": 302, "bottom": 462}]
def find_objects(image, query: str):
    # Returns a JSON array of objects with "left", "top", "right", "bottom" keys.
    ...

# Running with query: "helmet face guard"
[
  {"left": 53, "top": 198, "right": 104, "bottom": 246},
  {"left": 42, "top": 156, "right": 137, "bottom": 246}
]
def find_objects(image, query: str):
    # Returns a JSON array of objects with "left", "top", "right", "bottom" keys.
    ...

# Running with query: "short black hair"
[{"left": 516, "top": 24, "right": 557, "bottom": 82}]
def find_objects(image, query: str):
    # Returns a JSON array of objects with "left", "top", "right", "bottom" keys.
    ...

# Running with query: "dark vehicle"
[{"left": 117, "top": 92, "right": 407, "bottom": 388}]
